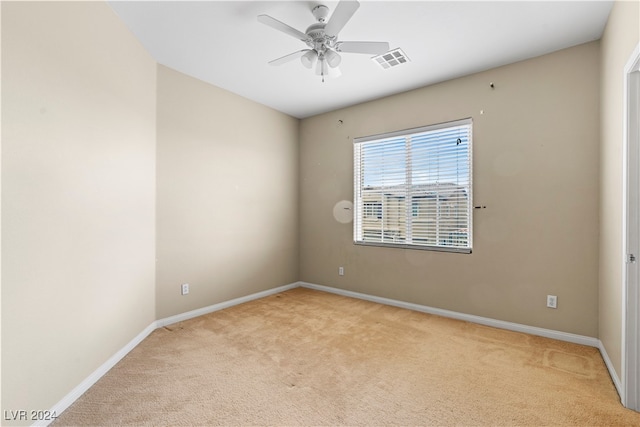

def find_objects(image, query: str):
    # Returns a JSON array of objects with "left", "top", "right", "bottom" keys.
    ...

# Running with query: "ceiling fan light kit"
[
  {"left": 324, "top": 49, "right": 342, "bottom": 68},
  {"left": 258, "top": 0, "right": 390, "bottom": 81},
  {"left": 301, "top": 49, "right": 317, "bottom": 69}
]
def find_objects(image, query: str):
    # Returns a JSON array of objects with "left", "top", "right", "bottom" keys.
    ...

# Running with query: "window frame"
[{"left": 353, "top": 118, "right": 473, "bottom": 254}]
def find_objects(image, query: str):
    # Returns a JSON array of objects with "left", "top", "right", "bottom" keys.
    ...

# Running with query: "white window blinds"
[{"left": 354, "top": 118, "right": 472, "bottom": 253}]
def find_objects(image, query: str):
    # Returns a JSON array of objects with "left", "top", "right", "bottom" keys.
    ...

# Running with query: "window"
[
  {"left": 363, "top": 202, "right": 382, "bottom": 219},
  {"left": 354, "top": 118, "right": 472, "bottom": 253}
]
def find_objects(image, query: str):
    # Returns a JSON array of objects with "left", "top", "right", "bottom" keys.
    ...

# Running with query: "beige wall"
[
  {"left": 1, "top": 0, "right": 632, "bottom": 419},
  {"left": 155, "top": 66, "right": 299, "bottom": 319},
  {"left": 599, "top": 0, "right": 640, "bottom": 379},
  {"left": 1, "top": 1, "right": 157, "bottom": 421},
  {"left": 300, "top": 42, "right": 601, "bottom": 337},
  {"left": 1, "top": 2, "right": 299, "bottom": 416}
]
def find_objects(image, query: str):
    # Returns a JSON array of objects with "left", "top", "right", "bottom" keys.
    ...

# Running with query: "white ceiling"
[{"left": 108, "top": 1, "right": 613, "bottom": 119}]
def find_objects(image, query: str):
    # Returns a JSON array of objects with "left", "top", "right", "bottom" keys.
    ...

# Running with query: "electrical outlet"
[
  {"left": 181, "top": 283, "right": 189, "bottom": 295},
  {"left": 547, "top": 295, "right": 557, "bottom": 309},
  {"left": 338, "top": 266, "right": 344, "bottom": 276}
]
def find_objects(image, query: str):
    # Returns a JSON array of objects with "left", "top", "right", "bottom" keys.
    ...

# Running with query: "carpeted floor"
[{"left": 54, "top": 287, "right": 640, "bottom": 426}]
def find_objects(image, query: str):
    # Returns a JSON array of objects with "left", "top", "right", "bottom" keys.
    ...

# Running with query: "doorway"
[{"left": 623, "top": 42, "right": 640, "bottom": 412}]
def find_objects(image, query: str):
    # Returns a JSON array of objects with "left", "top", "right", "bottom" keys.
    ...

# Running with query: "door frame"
[{"left": 622, "top": 42, "right": 640, "bottom": 412}]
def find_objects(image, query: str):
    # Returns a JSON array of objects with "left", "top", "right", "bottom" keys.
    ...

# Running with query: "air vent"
[{"left": 372, "top": 48, "right": 410, "bottom": 69}]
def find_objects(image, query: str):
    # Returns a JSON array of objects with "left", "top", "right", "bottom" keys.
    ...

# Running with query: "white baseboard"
[
  {"left": 36, "top": 282, "right": 299, "bottom": 426},
  {"left": 34, "top": 321, "right": 158, "bottom": 427},
  {"left": 598, "top": 340, "right": 624, "bottom": 402},
  {"left": 300, "top": 282, "right": 630, "bottom": 402},
  {"left": 156, "top": 282, "right": 299, "bottom": 328},
  {"left": 299, "top": 282, "right": 600, "bottom": 347},
  {"left": 41, "top": 280, "right": 615, "bottom": 426}
]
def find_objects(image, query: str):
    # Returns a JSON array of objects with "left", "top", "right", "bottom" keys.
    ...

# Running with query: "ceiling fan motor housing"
[{"left": 305, "top": 23, "right": 334, "bottom": 52}]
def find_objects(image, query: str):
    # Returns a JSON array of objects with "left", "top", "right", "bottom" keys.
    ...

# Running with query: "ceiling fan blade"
[
  {"left": 268, "top": 50, "right": 309, "bottom": 66},
  {"left": 336, "top": 41, "right": 390, "bottom": 55},
  {"left": 324, "top": 0, "right": 360, "bottom": 37},
  {"left": 258, "top": 14, "right": 309, "bottom": 42}
]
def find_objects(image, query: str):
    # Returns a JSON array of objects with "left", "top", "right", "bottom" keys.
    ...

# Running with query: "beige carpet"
[{"left": 54, "top": 287, "right": 640, "bottom": 426}]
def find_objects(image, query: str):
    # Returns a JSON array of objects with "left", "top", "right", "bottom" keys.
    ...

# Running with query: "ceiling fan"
[{"left": 258, "top": 0, "right": 390, "bottom": 81}]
